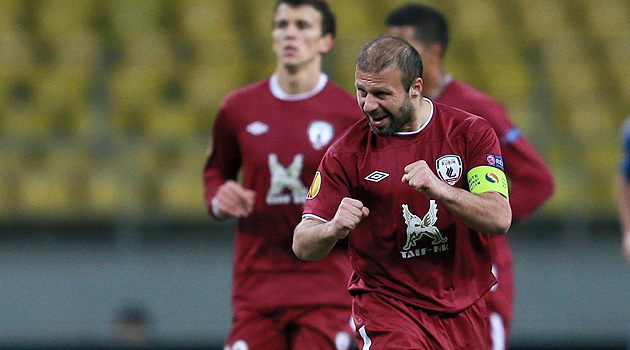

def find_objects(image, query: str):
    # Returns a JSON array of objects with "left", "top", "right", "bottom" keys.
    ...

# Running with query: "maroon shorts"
[
  {"left": 225, "top": 305, "right": 354, "bottom": 350},
  {"left": 352, "top": 293, "right": 490, "bottom": 350}
]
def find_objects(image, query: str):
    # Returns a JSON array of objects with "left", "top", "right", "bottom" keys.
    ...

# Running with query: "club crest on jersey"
[
  {"left": 436, "top": 155, "right": 462, "bottom": 186},
  {"left": 307, "top": 121, "right": 334, "bottom": 150},
  {"left": 401, "top": 201, "right": 449, "bottom": 259}
]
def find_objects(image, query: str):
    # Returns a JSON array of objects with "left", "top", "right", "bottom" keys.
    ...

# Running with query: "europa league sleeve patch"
[
  {"left": 306, "top": 171, "right": 322, "bottom": 199},
  {"left": 467, "top": 166, "right": 509, "bottom": 198}
]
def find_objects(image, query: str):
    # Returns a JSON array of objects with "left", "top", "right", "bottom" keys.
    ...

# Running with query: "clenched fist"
[
  {"left": 402, "top": 160, "right": 447, "bottom": 199},
  {"left": 330, "top": 197, "right": 370, "bottom": 239}
]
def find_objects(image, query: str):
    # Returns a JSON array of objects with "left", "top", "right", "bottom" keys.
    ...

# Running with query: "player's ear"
[
  {"left": 320, "top": 33, "right": 334, "bottom": 54},
  {"left": 428, "top": 42, "right": 445, "bottom": 61},
  {"left": 409, "top": 77, "right": 423, "bottom": 99}
]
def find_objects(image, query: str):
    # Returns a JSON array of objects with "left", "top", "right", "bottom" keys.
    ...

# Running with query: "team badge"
[
  {"left": 436, "top": 155, "right": 462, "bottom": 186},
  {"left": 307, "top": 121, "right": 334, "bottom": 150},
  {"left": 306, "top": 171, "right": 322, "bottom": 199},
  {"left": 246, "top": 121, "right": 269, "bottom": 136}
]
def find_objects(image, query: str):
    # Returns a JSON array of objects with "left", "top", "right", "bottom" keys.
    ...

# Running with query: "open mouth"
[{"left": 370, "top": 114, "right": 389, "bottom": 127}]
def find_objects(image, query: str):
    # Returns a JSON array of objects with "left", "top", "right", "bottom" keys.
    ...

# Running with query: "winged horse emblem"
[{"left": 402, "top": 200, "right": 447, "bottom": 250}]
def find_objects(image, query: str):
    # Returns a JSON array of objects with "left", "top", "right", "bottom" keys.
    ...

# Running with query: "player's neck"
[
  {"left": 422, "top": 69, "right": 447, "bottom": 100},
  {"left": 275, "top": 61, "right": 323, "bottom": 95}
]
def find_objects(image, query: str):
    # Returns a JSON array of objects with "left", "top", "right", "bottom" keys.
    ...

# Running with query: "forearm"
[
  {"left": 438, "top": 187, "right": 511, "bottom": 235},
  {"left": 293, "top": 218, "right": 340, "bottom": 261}
]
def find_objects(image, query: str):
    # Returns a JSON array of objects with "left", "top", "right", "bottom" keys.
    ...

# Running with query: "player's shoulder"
[
  {"left": 433, "top": 100, "right": 494, "bottom": 135},
  {"left": 222, "top": 79, "right": 269, "bottom": 106},
  {"left": 619, "top": 115, "right": 630, "bottom": 142},
  {"left": 321, "top": 79, "right": 361, "bottom": 105},
  {"left": 326, "top": 118, "right": 369, "bottom": 155},
  {"left": 446, "top": 80, "right": 500, "bottom": 106}
]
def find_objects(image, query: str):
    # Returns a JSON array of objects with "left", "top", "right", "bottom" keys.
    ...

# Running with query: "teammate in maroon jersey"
[
  {"left": 203, "top": 1, "right": 364, "bottom": 349},
  {"left": 293, "top": 35, "right": 512, "bottom": 349},
  {"left": 386, "top": 4, "right": 555, "bottom": 349}
]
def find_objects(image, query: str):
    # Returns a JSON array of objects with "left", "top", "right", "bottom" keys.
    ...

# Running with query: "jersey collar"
[
  {"left": 396, "top": 98, "right": 434, "bottom": 135},
  {"left": 269, "top": 73, "right": 328, "bottom": 101}
]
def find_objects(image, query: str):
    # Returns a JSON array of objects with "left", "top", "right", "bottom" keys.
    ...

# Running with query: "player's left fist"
[{"left": 402, "top": 160, "right": 444, "bottom": 199}]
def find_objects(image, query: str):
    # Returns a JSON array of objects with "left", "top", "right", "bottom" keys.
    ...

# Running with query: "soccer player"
[
  {"left": 617, "top": 116, "right": 630, "bottom": 265},
  {"left": 203, "top": 1, "right": 363, "bottom": 349},
  {"left": 385, "top": 4, "right": 555, "bottom": 349},
  {"left": 293, "top": 35, "right": 512, "bottom": 349}
]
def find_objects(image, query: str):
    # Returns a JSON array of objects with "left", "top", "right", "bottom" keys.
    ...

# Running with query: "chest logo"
[
  {"left": 402, "top": 201, "right": 447, "bottom": 250},
  {"left": 267, "top": 153, "right": 308, "bottom": 205},
  {"left": 365, "top": 171, "right": 390, "bottom": 182},
  {"left": 246, "top": 121, "right": 269, "bottom": 136},
  {"left": 307, "top": 121, "right": 334, "bottom": 150},
  {"left": 436, "top": 155, "right": 462, "bottom": 186}
]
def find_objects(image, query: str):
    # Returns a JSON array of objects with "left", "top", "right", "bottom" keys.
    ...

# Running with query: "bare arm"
[
  {"left": 616, "top": 174, "right": 630, "bottom": 263},
  {"left": 402, "top": 160, "right": 511, "bottom": 235},
  {"left": 293, "top": 197, "right": 369, "bottom": 261}
]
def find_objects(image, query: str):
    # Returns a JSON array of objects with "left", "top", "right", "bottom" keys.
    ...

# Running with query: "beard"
[{"left": 366, "top": 97, "right": 416, "bottom": 137}]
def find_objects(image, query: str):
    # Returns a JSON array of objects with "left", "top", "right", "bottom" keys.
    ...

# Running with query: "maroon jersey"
[
  {"left": 204, "top": 74, "right": 364, "bottom": 311},
  {"left": 437, "top": 77, "right": 554, "bottom": 326},
  {"left": 304, "top": 100, "right": 504, "bottom": 314}
]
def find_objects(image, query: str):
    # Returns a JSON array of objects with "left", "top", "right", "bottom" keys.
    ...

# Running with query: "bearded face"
[{"left": 365, "top": 95, "right": 416, "bottom": 137}]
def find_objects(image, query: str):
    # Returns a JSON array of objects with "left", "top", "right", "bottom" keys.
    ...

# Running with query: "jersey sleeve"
[
  {"left": 303, "top": 150, "right": 354, "bottom": 222},
  {"left": 202, "top": 102, "right": 242, "bottom": 217},
  {"left": 620, "top": 117, "right": 630, "bottom": 180},
  {"left": 465, "top": 117, "right": 509, "bottom": 198}
]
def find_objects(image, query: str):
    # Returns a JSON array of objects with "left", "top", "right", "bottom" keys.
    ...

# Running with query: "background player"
[
  {"left": 203, "top": 1, "right": 364, "bottom": 349},
  {"left": 385, "top": 4, "right": 555, "bottom": 349},
  {"left": 294, "top": 35, "right": 511, "bottom": 349},
  {"left": 617, "top": 116, "right": 630, "bottom": 264}
]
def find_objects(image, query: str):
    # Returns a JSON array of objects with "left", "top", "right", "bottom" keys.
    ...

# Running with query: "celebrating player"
[
  {"left": 294, "top": 35, "right": 512, "bottom": 349},
  {"left": 386, "top": 4, "right": 555, "bottom": 348}
]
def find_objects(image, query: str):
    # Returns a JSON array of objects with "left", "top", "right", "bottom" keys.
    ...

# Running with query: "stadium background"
[{"left": 0, "top": 0, "right": 629, "bottom": 349}]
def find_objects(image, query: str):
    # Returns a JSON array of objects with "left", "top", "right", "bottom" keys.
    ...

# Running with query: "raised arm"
[
  {"left": 402, "top": 160, "right": 511, "bottom": 235},
  {"left": 293, "top": 197, "right": 369, "bottom": 261}
]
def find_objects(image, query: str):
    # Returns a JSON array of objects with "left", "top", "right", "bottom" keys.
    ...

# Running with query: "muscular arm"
[
  {"left": 293, "top": 197, "right": 369, "bottom": 261},
  {"left": 403, "top": 160, "right": 511, "bottom": 235}
]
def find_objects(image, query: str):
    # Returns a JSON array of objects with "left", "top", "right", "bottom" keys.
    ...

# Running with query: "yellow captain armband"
[{"left": 467, "top": 166, "right": 509, "bottom": 198}]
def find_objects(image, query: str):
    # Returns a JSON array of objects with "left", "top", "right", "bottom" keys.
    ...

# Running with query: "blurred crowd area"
[{"left": 1, "top": 0, "right": 629, "bottom": 228}]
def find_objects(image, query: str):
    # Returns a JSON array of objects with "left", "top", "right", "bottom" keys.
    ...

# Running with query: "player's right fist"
[
  {"left": 330, "top": 197, "right": 369, "bottom": 239},
  {"left": 212, "top": 180, "right": 256, "bottom": 218}
]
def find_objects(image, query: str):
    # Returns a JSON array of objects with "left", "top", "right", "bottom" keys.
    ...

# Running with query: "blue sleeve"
[{"left": 620, "top": 117, "right": 630, "bottom": 180}]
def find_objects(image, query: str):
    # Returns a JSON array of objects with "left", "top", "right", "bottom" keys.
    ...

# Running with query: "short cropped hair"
[
  {"left": 356, "top": 35, "right": 423, "bottom": 91},
  {"left": 385, "top": 3, "right": 449, "bottom": 56},
  {"left": 274, "top": 0, "right": 336, "bottom": 37}
]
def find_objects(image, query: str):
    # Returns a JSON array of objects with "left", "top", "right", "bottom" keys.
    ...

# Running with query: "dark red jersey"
[
  {"left": 304, "top": 100, "right": 505, "bottom": 314},
  {"left": 204, "top": 74, "right": 364, "bottom": 311}
]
